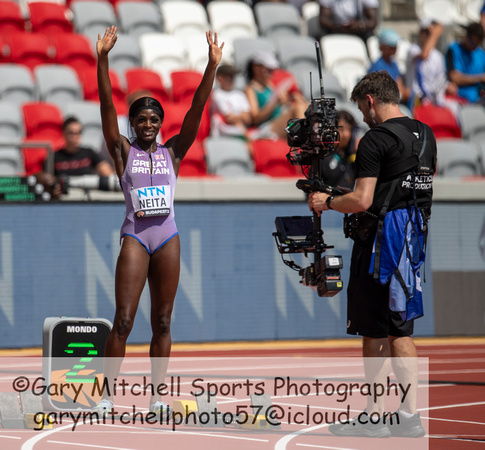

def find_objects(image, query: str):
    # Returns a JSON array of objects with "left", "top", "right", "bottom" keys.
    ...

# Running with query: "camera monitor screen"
[{"left": 275, "top": 216, "right": 314, "bottom": 242}]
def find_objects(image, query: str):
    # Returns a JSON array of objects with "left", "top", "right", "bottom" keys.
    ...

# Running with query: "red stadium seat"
[
  {"left": 271, "top": 68, "right": 301, "bottom": 95},
  {"left": 77, "top": 66, "right": 127, "bottom": 115},
  {"left": 21, "top": 102, "right": 65, "bottom": 174},
  {"left": 170, "top": 70, "right": 203, "bottom": 104},
  {"left": 0, "top": 1, "right": 25, "bottom": 34},
  {"left": 28, "top": 2, "right": 73, "bottom": 37},
  {"left": 252, "top": 138, "right": 299, "bottom": 177},
  {"left": 413, "top": 103, "right": 462, "bottom": 139},
  {"left": 7, "top": 32, "right": 54, "bottom": 70},
  {"left": 177, "top": 139, "right": 207, "bottom": 177},
  {"left": 161, "top": 101, "right": 209, "bottom": 142},
  {"left": 22, "top": 101, "right": 64, "bottom": 142},
  {"left": 52, "top": 32, "right": 96, "bottom": 75},
  {"left": 125, "top": 67, "right": 171, "bottom": 104}
]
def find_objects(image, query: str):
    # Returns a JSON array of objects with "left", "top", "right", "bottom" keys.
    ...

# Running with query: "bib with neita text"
[{"left": 130, "top": 185, "right": 171, "bottom": 217}]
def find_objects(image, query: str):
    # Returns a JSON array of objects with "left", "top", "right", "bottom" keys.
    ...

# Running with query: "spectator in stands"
[
  {"left": 320, "top": 110, "right": 361, "bottom": 190},
  {"left": 210, "top": 64, "right": 251, "bottom": 139},
  {"left": 406, "top": 20, "right": 460, "bottom": 115},
  {"left": 367, "top": 28, "right": 409, "bottom": 103},
  {"left": 445, "top": 22, "right": 485, "bottom": 105},
  {"left": 244, "top": 50, "right": 307, "bottom": 140},
  {"left": 37, "top": 116, "right": 114, "bottom": 197},
  {"left": 318, "top": 0, "right": 378, "bottom": 42}
]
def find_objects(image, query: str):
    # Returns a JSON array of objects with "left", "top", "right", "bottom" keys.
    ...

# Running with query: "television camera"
[{"left": 273, "top": 42, "right": 344, "bottom": 297}]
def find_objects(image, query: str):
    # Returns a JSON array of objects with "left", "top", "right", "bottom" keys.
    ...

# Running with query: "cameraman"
[{"left": 308, "top": 71, "right": 436, "bottom": 438}]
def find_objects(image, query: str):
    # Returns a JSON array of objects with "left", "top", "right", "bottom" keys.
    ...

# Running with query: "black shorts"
[{"left": 346, "top": 241, "right": 414, "bottom": 339}]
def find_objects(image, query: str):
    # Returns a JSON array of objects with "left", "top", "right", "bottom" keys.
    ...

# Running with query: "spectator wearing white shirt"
[
  {"left": 405, "top": 19, "right": 460, "bottom": 116},
  {"left": 318, "top": 0, "right": 379, "bottom": 42}
]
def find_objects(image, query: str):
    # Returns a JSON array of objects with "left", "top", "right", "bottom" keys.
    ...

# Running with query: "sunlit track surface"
[{"left": 0, "top": 338, "right": 483, "bottom": 450}]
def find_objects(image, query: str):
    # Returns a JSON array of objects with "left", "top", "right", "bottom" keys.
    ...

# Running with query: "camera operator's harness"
[{"left": 363, "top": 120, "right": 435, "bottom": 319}]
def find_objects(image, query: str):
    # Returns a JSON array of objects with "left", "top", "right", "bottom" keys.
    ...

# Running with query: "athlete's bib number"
[{"left": 131, "top": 185, "right": 171, "bottom": 217}]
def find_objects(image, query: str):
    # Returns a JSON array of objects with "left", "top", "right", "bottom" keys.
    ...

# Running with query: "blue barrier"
[{"left": 0, "top": 202, "right": 435, "bottom": 348}]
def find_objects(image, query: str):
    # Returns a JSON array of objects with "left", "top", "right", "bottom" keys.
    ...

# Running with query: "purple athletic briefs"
[{"left": 120, "top": 141, "right": 178, "bottom": 254}]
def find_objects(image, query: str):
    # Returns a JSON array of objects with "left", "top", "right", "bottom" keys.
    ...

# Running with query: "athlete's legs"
[
  {"left": 101, "top": 237, "right": 150, "bottom": 401},
  {"left": 147, "top": 234, "right": 180, "bottom": 402}
]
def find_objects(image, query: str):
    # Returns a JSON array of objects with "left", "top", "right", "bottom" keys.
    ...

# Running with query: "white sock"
[{"left": 398, "top": 408, "right": 415, "bottom": 419}]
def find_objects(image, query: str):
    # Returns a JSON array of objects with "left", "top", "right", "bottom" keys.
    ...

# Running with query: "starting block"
[
  {"left": 170, "top": 392, "right": 281, "bottom": 431},
  {"left": 250, "top": 393, "right": 281, "bottom": 429},
  {"left": 0, "top": 391, "right": 53, "bottom": 430},
  {"left": 172, "top": 399, "right": 198, "bottom": 417}
]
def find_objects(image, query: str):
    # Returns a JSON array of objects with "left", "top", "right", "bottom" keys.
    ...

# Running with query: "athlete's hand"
[
  {"left": 206, "top": 31, "right": 224, "bottom": 68},
  {"left": 97, "top": 26, "right": 118, "bottom": 57}
]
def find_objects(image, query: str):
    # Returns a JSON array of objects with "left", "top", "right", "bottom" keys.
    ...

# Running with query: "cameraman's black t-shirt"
[
  {"left": 51, "top": 147, "right": 104, "bottom": 177},
  {"left": 355, "top": 116, "right": 436, "bottom": 216}
]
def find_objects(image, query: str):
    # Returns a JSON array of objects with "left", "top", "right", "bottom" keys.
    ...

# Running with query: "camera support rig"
[{"left": 273, "top": 42, "right": 344, "bottom": 297}]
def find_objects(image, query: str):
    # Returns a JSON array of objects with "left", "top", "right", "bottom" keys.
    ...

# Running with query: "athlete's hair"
[
  {"left": 350, "top": 71, "right": 400, "bottom": 105},
  {"left": 128, "top": 97, "right": 165, "bottom": 122}
]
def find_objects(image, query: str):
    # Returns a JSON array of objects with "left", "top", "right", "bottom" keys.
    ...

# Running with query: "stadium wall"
[{"left": 0, "top": 197, "right": 483, "bottom": 348}]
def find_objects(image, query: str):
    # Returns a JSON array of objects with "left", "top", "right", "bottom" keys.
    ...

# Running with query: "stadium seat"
[
  {"left": 252, "top": 138, "right": 299, "bottom": 177},
  {"left": 105, "top": 34, "right": 141, "bottom": 85},
  {"left": 253, "top": 2, "right": 302, "bottom": 40},
  {"left": 138, "top": 33, "right": 189, "bottom": 88},
  {"left": 0, "top": 137, "right": 24, "bottom": 176},
  {"left": 34, "top": 64, "right": 83, "bottom": 106},
  {"left": 71, "top": 1, "right": 117, "bottom": 45},
  {"left": 177, "top": 139, "right": 207, "bottom": 177},
  {"left": 170, "top": 70, "right": 203, "bottom": 104},
  {"left": 232, "top": 37, "right": 276, "bottom": 72},
  {"left": 7, "top": 32, "right": 55, "bottom": 70},
  {"left": 460, "top": 0, "right": 482, "bottom": 22},
  {"left": 124, "top": 67, "right": 171, "bottom": 103},
  {"left": 320, "top": 34, "right": 369, "bottom": 97},
  {"left": 161, "top": 101, "right": 209, "bottom": 142},
  {"left": 413, "top": 103, "right": 462, "bottom": 139},
  {"left": 301, "top": 0, "right": 320, "bottom": 40},
  {"left": 458, "top": 103, "right": 485, "bottom": 143},
  {"left": 160, "top": 1, "right": 210, "bottom": 36},
  {"left": 205, "top": 136, "right": 255, "bottom": 177},
  {"left": 52, "top": 33, "right": 97, "bottom": 75},
  {"left": 207, "top": 1, "right": 258, "bottom": 43},
  {"left": 22, "top": 101, "right": 64, "bottom": 142},
  {"left": 183, "top": 33, "right": 213, "bottom": 73},
  {"left": 435, "top": 138, "right": 482, "bottom": 177},
  {"left": 76, "top": 66, "right": 127, "bottom": 115},
  {"left": 270, "top": 68, "right": 301, "bottom": 96},
  {"left": 28, "top": 2, "right": 73, "bottom": 36},
  {"left": 21, "top": 101, "right": 64, "bottom": 174},
  {"left": 62, "top": 100, "right": 103, "bottom": 152},
  {"left": 0, "top": 1, "right": 25, "bottom": 34},
  {"left": 0, "top": 101, "right": 24, "bottom": 139},
  {"left": 117, "top": 1, "right": 163, "bottom": 38},
  {"left": 415, "top": 0, "right": 468, "bottom": 26},
  {"left": 0, "top": 64, "right": 37, "bottom": 105}
]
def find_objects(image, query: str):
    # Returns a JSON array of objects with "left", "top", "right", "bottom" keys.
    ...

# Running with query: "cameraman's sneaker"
[
  {"left": 92, "top": 399, "right": 113, "bottom": 417},
  {"left": 387, "top": 411, "right": 425, "bottom": 437},
  {"left": 328, "top": 411, "right": 391, "bottom": 438},
  {"left": 149, "top": 401, "right": 170, "bottom": 416}
]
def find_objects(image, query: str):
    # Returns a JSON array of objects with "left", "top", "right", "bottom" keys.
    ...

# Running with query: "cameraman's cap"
[
  {"left": 252, "top": 50, "right": 279, "bottom": 70},
  {"left": 377, "top": 29, "right": 400, "bottom": 47}
]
